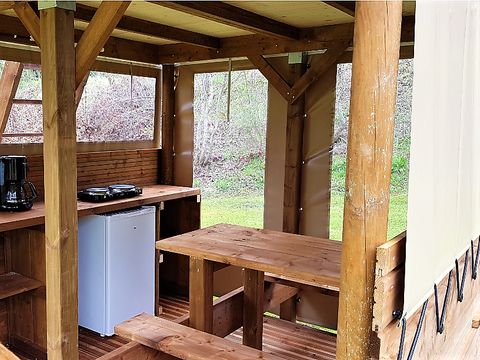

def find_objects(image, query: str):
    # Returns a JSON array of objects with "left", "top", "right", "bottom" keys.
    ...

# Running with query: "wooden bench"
[{"left": 115, "top": 313, "right": 284, "bottom": 360}]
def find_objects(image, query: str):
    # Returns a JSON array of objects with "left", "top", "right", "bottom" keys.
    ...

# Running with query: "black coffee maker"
[{"left": 0, "top": 156, "right": 37, "bottom": 211}]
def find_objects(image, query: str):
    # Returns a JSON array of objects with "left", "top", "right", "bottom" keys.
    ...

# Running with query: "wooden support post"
[
  {"left": 0, "top": 62, "right": 23, "bottom": 140},
  {"left": 336, "top": 2, "right": 402, "bottom": 359},
  {"left": 189, "top": 257, "right": 213, "bottom": 333},
  {"left": 282, "top": 60, "right": 306, "bottom": 234},
  {"left": 160, "top": 65, "right": 175, "bottom": 184},
  {"left": 243, "top": 269, "right": 264, "bottom": 350},
  {"left": 40, "top": 4, "right": 78, "bottom": 359}
]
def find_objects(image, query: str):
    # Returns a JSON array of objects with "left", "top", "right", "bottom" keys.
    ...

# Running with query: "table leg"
[
  {"left": 189, "top": 257, "right": 214, "bottom": 333},
  {"left": 243, "top": 268, "right": 264, "bottom": 350},
  {"left": 280, "top": 297, "right": 297, "bottom": 322}
]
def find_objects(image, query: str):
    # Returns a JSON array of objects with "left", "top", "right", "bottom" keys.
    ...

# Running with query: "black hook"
[
  {"left": 471, "top": 238, "right": 480, "bottom": 280},
  {"left": 434, "top": 270, "right": 452, "bottom": 334},
  {"left": 397, "top": 300, "right": 429, "bottom": 360},
  {"left": 455, "top": 250, "right": 469, "bottom": 302}
]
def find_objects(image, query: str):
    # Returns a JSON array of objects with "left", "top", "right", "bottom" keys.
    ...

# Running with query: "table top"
[
  {"left": 0, "top": 185, "right": 200, "bottom": 232},
  {"left": 156, "top": 223, "right": 341, "bottom": 291}
]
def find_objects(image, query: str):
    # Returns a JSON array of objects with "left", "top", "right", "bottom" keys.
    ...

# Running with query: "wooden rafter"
[
  {"left": 0, "top": 62, "right": 23, "bottom": 141},
  {"left": 153, "top": 1, "right": 299, "bottom": 40},
  {"left": 75, "top": 4, "right": 220, "bottom": 49},
  {"left": 75, "top": 1, "right": 131, "bottom": 88},
  {"left": 324, "top": 1, "right": 356, "bottom": 17},
  {"left": 0, "top": 1, "right": 14, "bottom": 11},
  {"left": 247, "top": 55, "right": 291, "bottom": 102},
  {"left": 12, "top": 1, "right": 41, "bottom": 46}
]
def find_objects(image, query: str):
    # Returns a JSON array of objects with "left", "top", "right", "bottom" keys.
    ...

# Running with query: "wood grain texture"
[
  {"left": 0, "top": 185, "right": 200, "bottom": 232},
  {"left": 160, "top": 65, "right": 175, "bottom": 184},
  {"left": 0, "top": 343, "right": 19, "bottom": 360},
  {"left": 75, "top": 1, "right": 131, "bottom": 88},
  {"left": 0, "top": 272, "right": 42, "bottom": 300},
  {"left": 372, "top": 266, "right": 404, "bottom": 332},
  {"left": 0, "top": 61, "right": 23, "bottom": 140},
  {"left": 289, "top": 45, "right": 348, "bottom": 103},
  {"left": 115, "top": 313, "right": 284, "bottom": 360},
  {"left": 283, "top": 61, "right": 305, "bottom": 234},
  {"left": 247, "top": 55, "right": 291, "bottom": 101},
  {"left": 12, "top": 2, "right": 41, "bottom": 46},
  {"left": 75, "top": 3, "right": 220, "bottom": 49},
  {"left": 40, "top": 6, "right": 78, "bottom": 358},
  {"left": 189, "top": 258, "right": 213, "bottom": 333},
  {"left": 96, "top": 341, "right": 174, "bottom": 360},
  {"left": 375, "top": 231, "right": 406, "bottom": 277},
  {"left": 155, "top": 1, "right": 299, "bottom": 40},
  {"left": 157, "top": 224, "right": 341, "bottom": 290},
  {"left": 336, "top": 2, "right": 402, "bottom": 359},
  {"left": 243, "top": 269, "right": 264, "bottom": 350},
  {"left": 375, "top": 243, "right": 480, "bottom": 359}
]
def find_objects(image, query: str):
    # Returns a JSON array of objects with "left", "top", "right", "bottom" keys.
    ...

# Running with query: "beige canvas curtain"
[{"left": 404, "top": 1, "right": 480, "bottom": 317}]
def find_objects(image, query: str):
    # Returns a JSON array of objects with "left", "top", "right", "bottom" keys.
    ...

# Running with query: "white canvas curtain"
[{"left": 404, "top": 1, "right": 480, "bottom": 317}]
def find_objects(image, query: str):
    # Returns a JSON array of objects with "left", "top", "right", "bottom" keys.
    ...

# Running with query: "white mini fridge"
[{"left": 78, "top": 206, "right": 156, "bottom": 336}]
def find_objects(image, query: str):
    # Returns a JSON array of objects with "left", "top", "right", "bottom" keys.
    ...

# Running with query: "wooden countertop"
[
  {"left": 156, "top": 223, "right": 341, "bottom": 291},
  {"left": 0, "top": 185, "right": 200, "bottom": 232}
]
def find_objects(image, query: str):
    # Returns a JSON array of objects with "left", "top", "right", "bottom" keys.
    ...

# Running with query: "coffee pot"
[{"left": 0, "top": 156, "right": 37, "bottom": 211}]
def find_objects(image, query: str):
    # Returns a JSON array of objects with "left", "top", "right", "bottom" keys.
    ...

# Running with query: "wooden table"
[
  {"left": 156, "top": 223, "right": 341, "bottom": 350},
  {"left": 0, "top": 184, "right": 200, "bottom": 232}
]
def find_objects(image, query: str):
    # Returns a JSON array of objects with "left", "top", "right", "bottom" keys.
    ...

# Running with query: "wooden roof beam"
[
  {"left": 0, "top": 2, "right": 14, "bottom": 11},
  {"left": 324, "top": 1, "right": 356, "bottom": 17},
  {"left": 12, "top": 2, "right": 41, "bottom": 46},
  {"left": 75, "top": 1, "right": 131, "bottom": 88},
  {"left": 75, "top": 4, "right": 220, "bottom": 49},
  {"left": 152, "top": 1, "right": 300, "bottom": 40}
]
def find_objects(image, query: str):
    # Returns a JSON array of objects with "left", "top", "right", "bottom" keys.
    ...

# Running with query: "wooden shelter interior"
[{"left": 0, "top": 1, "right": 478, "bottom": 359}]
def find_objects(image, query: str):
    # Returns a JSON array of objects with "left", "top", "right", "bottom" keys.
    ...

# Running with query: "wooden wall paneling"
[
  {"left": 159, "top": 196, "right": 200, "bottom": 297},
  {"left": 7, "top": 227, "right": 46, "bottom": 353},
  {"left": 336, "top": 2, "right": 403, "bottom": 358},
  {"left": 0, "top": 62, "right": 24, "bottom": 140}
]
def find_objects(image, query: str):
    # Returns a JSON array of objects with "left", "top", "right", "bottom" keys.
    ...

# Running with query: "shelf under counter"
[{"left": 0, "top": 184, "right": 200, "bottom": 232}]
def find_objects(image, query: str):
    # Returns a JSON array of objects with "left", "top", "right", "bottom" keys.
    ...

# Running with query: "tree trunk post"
[{"left": 336, "top": 2, "right": 402, "bottom": 359}]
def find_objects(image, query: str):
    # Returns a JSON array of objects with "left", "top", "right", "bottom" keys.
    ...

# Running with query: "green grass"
[
  {"left": 201, "top": 192, "right": 407, "bottom": 240},
  {"left": 201, "top": 195, "right": 264, "bottom": 228}
]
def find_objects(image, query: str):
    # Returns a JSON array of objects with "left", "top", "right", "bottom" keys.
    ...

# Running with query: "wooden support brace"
[
  {"left": 75, "top": 1, "right": 131, "bottom": 88},
  {"left": 0, "top": 62, "right": 23, "bottom": 141},
  {"left": 247, "top": 55, "right": 292, "bottom": 102},
  {"left": 97, "top": 341, "right": 175, "bottom": 360},
  {"left": 289, "top": 45, "right": 348, "bottom": 103},
  {"left": 243, "top": 269, "right": 264, "bottom": 350},
  {"left": 75, "top": 71, "right": 89, "bottom": 108},
  {"left": 12, "top": 2, "right": 41, "bottom": 46},
  {"left": 189, "top": 257, "right": 213, "bottom": 333}
]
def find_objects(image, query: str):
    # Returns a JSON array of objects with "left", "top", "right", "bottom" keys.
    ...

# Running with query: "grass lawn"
[{"left": 201, "top": 192, "right": 408, "bottom": 240}]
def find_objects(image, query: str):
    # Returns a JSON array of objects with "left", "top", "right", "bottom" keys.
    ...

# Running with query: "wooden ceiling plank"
[
  {"left": 75, "top": 1, "right": 131, "bottom": 88},
  {"left": 289, "top": 44, "right": 348, "bottom": 103},
  {"left": 153, "top": 1, "right": 300, "bottom": 40},
  {"left": 324, "top": 1, "right": 356, "bottom": 17},
  {"left": 0, "top": 62, "right": 23, "bottom": 141},
  {"left": 12, "top": 1, "right": 41, "bottom": 46},
  {"left": 75, "top": 4, "right": 220, "bottom": 49},
  {"left": 247, "top": 55, "right": 291, "bottom": 102}
]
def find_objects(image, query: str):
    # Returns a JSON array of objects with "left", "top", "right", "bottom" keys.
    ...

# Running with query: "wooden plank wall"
[{"left": 25, "top": 149, "right": 160, "bottom": 199}]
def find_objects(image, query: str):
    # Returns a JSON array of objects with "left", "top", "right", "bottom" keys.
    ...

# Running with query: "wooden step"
[
  {"left": 115, "top": 313, "right": 284, "bottom": 360},
  {"left": 0, "top": 272, "right": 42, "bottom": 300}
]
